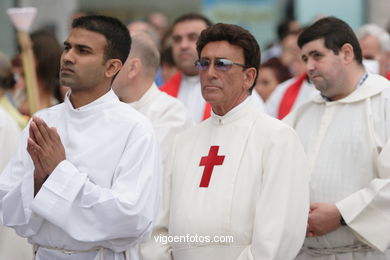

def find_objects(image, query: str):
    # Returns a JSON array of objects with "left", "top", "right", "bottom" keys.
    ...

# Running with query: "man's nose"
[
  {"left": 204, "top": 62, "right": 219, "bottom": 79},
  {"left": 305, "top": 59, "right": 315, "bottom": 72},
  {"left": 179, "top": 37, "right": 192, "bottom": 50},
  {"left": 62, "top": 49, "right": 75, "bottom": 64}
]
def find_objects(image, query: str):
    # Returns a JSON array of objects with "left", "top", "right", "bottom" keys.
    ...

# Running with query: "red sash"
[
  {"left": 277, "top": 73, "right": 307, "bottom": 120},
  {"left": 386, "top": 71, "right": 390, "bottom": 80},
  {"left": 160, "top": 72, "right": 211, "bottom": 120}
]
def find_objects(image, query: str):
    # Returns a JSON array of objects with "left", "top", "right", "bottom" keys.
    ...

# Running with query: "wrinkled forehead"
[{"left": 200, "top": 41, "right": 244, "bottom": 61}]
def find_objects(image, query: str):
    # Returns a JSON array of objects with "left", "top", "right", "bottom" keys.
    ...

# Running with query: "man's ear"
[
  {"left": 244, "top": 67, "right": 257, "bottom": 90},
  {"left": 340, "top": 43, "right": 354, "bottom": 64},
  {"left": 105, "top": 59, "right": 123, "bottom": 78},
  {"left": 127, "top": 58, "right": 141, "bottom": 79}
]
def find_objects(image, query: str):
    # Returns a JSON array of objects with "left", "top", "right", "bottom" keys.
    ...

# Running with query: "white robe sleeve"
[
  {"left": 29, "top": 125, "right": 162, "bottom": 249},
  {"left": 235, "top": 126, "right": 309, "bottom": 260},
  {"left": 336, "top": 139, "right": 390, "bottom": 252},
  {"left": 139, "top": 136, "right": 176, "bottom": 260},
  {"left": 0, "top": 125, "right": 46, "bottom": 237},
  {"left": 0, "top": 108, "right": 21, "bottom": 171}
]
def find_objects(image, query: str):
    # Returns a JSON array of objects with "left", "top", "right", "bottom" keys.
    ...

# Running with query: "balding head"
[{"left": 129, "top": 31, "right": 160, "bottom": 78}]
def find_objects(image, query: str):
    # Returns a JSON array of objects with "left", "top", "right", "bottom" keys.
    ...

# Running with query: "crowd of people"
[{"left": 0, "top": 9, "right": 389, "bottom": 260}]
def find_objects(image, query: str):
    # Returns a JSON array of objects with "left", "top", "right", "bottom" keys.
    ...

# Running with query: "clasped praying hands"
[{"left": 27, "top": 116, "right": 66, "bottom": 195}]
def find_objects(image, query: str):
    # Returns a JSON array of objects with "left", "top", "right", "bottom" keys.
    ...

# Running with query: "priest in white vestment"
[
  {"left": 0, "top": 15, "right": 162, "bottom": 260},
  {"left": 113, "top": 31, "right": 193, "bottom": 165},
  {"left": 285, "top": 17, "right": 390, "bottom": 259},
  {"left": 141, "top": 23, "right": 310, "bottom": 260}
]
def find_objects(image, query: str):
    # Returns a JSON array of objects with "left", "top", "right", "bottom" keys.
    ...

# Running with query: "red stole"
[
  {"left": 160, "top": 72, "right": 211, "bottom": 120},
  {"left": 277, "top": 73, "right": 308, "bottom": 120},
  {"left": 386, "top": 71, "right": 390, "bottom": 81}
]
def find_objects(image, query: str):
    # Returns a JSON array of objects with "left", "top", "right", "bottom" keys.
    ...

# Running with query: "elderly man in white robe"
[
  {"left": 284, "top": 16, "right": 390, "bottom": 259},
  {"left": 141, "top": 23, "right": 310, "bottom": 260},
  {"left": 112, "top": 31, "right": 193, "bottom": 165},
  {"left": 0, "top": 15, "right": 162, "bottom": 260}
]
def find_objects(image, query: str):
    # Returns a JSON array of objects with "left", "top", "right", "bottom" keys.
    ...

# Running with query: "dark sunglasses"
[{"left": 194, "top": 58, "right": 248, "bottom": 71}]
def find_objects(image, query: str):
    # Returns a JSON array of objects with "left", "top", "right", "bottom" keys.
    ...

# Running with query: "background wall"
[{"left": 1, "top": 0, "right": 389, "bottom": 58}]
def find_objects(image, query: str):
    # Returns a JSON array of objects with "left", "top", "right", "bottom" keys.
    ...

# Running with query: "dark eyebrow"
[
  {"left": 76, "top": 44, "right": 93, "bottom": 51},
  {"left": 63, "top": 41, "right": 92, "bottom": 51},
  {"left": 308, "top": 50, "right": 321, "bottom": 56}
]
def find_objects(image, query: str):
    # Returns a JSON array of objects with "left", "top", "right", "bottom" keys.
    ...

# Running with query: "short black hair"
[
  {"left": 197, "top": 23, "right": 261, "bottom": 91},
  {"left": 72, "top": 15, "right": 131, "bottom": 64},
  {"left": 297, "top": 16, "right": 362, "bottom": 64},
  {"left": 172, "top": 13, "right": 213, "bottom": 28}
]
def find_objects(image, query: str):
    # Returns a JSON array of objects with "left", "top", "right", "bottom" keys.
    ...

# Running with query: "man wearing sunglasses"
[{"left": 142, "top": 23, "right": 309, "bottom": 260}]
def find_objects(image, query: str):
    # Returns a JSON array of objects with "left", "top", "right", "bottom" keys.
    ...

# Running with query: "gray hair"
[
  {"left": 129, "top": 31, "right": 160, "bottom": 77},
  {"left": 356, "top": 23, "right": 390, "bottom": 52}
]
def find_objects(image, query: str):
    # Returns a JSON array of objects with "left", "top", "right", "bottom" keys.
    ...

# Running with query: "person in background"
[
  {"left": 0, "top": 52, "right": 28, "bottom": 129},
  {"left": 160, "top": 13, "right": 213, "bottom": 123},
  {"left": 17, "top": 30, "right": 63, "bottom": 116},
  {"left": 266, "top": 30, "right": 319, "bottom": 119},
  {"left": 112, "top": 30, "right": 193, "bottom": 165},
  {"left": 356, "top": 23, "right": 390, "bottom": 79},
  {"left": 254, "top": 57, "right": 292, "bottom": 103}
]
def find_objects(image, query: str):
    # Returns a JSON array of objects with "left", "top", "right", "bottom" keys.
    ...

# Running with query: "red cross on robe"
[{"left": 199, "top": 146, "right": 225, "bottom": 188}]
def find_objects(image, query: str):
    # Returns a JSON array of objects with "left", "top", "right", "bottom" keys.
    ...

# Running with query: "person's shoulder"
[
  {"left": 107, "top": 101, "right": 153, "bottom": 129},
  {"left": 33, "top": 103, "right": 65, "bottom": 120},
  {"left": 154, "top": 90, "right": 189, "bottom": 115},
  {"left": 253, "top": 108, "right": 294, "bottom": 132}
]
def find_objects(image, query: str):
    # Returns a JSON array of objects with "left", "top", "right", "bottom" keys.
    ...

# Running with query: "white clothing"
[
  {"left": 285, "top": 74, "right": 390, "bottom": 259},
  {"left": 0, "top": 106, "right": 20, "bottom": 171},
  {"left": 142, "top": 100, "right": 310, "bottom": 260},
  {"left": 0, "top": 107, "right": 33, "bottom": 260},
  {"left": 0, "top": 90, "right": 162, "bottom": 260},
  {"left": 176, "top": 75, "right": 205, "bottom": 123},
  {"left": 266, "top": 77, "right": 319, "bottom": 118},
  {"left": 130, "top": 84, "right": 193, "bottom": 165},
  {"left": 250, "top": 90, "right": 267, "bottom": 113}
]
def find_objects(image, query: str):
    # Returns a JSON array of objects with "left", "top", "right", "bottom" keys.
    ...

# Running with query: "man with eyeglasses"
[{"left": 141, "top": 23, "right": 309, "bottom": 260}]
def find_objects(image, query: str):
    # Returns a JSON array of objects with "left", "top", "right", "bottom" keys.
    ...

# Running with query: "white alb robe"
[
  {"left": 0, "top": 90, "right": 162, "bottom": 260},
  {"left": 266, "top": 77, "right": 319, "bottom": 118},
  {"left": 129, "top": 84, "right": 193, "bottom": 165},
  {"left": 0, "top": 106, "right": 21, "bottom": 171},
  {"left": 142, "top": 99, "right": 310, "bottom": 260},
  {"left": 176, "top": 75, "right": 205, "bottom": 123},
  {"left": 0, "top": 107, "right": 33, "bottom": 260},
  {"left": 249, "top": 90, "right": 267, "bottom": 113},
  {"left": 285, "top": 74, "right": 390, "bottom": 259}
]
